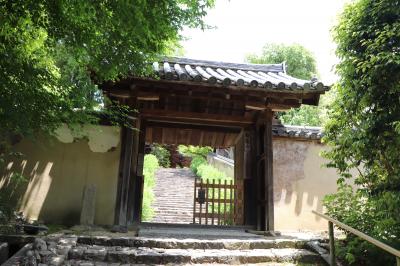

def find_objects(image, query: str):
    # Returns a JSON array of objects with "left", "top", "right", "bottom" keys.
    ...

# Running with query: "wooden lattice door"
[{"left": 193, "top": 178, "right": 243, "bottom": 225}]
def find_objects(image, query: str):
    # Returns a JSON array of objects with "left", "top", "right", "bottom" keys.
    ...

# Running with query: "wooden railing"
[{"left": 312, "top": 210, "right": 400, "bottom": 266}]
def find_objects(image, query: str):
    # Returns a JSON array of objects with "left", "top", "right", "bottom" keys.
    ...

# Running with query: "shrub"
[
  {"left": 141, "top": 154, "right": 159, "bottom": 221},
  {"left": 178, "top": 145, "right": 212, "bottom": 158},
  {"left": 324, "top": 183, "right": 400, "bottom": 265},
  {"left": 150, "top": 144, "right": 170, "bottom": 168},
  {"left": 190, "top": 156, "right": 207, "bottom": 174},
  {"left": 322, "top": 0, "right": 400, "bottom": 264},
  {"left": 196, "top": 164, "right": 229, "bottom": 180}
]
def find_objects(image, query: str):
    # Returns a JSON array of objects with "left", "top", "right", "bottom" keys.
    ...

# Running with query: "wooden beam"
[
  {"left": 105, "top": 78, "right": 324, "bottom": 101},
  {"left": 140, "top": 108, "right": 253, "bottom": 127},
  {"left": 146, "top": 121, "right": 241, "bottom": 134},
  {"left": 108, "top": 87, "right": 304, "bottom": 111}
]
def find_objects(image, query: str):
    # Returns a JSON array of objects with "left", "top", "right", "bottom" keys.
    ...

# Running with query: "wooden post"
[
  {"left": 131, "top": 119, "right": 146, "bottom": 224},
  {"left": 114, "top": 127, "right": 134, "bottom": 227},
  {"left": 127, "top": 120, "right": 139, "bottom": 225},
  {"left": 217, "top": 179, "right": 221, "bottom": 225},
  {"left": 255, "top": 122, "right": 263, "bottom": 231},
  {"left": 396, "top": 257, "right": 400, "bottom": 266},
  {"left": 234, "top": 134, "right": 244, "bottom": 225},
  {"left": 264, "top": 109, "right": 274, "bottom": 231},
  {"left": 193, "top": 179, "right": 197, "bottom": 224},
  {"left": 329, "top": 221, "right": 336, "bottom": 266},
  {"left": 212, "top": 179, "right": 215, "bottom": 225},
  {"left": 224, "top": 179, "right": 227, "bottom": 225},
  {"left": 199, "top": 179, "right": 203, "bottom": 225},
  {"left": 242, "top": 130, "right": 257, "bottom": 227},
  {"left": 205, "top": 179, "right": 209, "bottom": 225},
  {"left": 230, "top": 179, "right": 234, "bottom": 225}
]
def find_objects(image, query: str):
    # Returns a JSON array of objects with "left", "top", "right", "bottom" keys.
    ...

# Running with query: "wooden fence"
[{"left": 193, "top": 178, "right": 243, "bottom": 226}]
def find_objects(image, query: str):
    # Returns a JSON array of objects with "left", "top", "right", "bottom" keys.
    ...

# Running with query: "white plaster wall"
[
  {"left": 0, "top": 125, "right": 121, "bottom": 226},
  {"left": 273, "top": 139, "right": 339, "bottom": 231}
]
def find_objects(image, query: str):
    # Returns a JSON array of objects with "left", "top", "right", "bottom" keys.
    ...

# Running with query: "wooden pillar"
[
  {"left": 234, "top": 133, "right": 245, "bottom": 225},
  {"left": 114, "top": 126, "right": 134, "bottom": 227},
  {"left": 264, "top": 109, "right": 274, "bottom": 231},
  {"left": 130, "top": 119, "right": 146, "bottom": 224},
  {"left": 126, "top": 119, "right": 140, "bottom": 225},
  {"left": 242, "top": 129, "right": 257, "bottom": 226},
  {"left": 255, "top": 121, "right": 263, "bottom": 231},
  {"left": 253, "top": 109, "right": 274, "bottom": 232}
]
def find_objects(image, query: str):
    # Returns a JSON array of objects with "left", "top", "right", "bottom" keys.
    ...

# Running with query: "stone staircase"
[
  {"left": 10, "top": 230, "right": 326, "bottom": 265},
  {"left": 149, "top": 168, "right": 196, "bottom": 224}
]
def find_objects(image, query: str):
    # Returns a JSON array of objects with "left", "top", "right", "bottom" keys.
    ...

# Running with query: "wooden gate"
[{"left": 193, "top": 178, "right": 243, "bottom": 225}]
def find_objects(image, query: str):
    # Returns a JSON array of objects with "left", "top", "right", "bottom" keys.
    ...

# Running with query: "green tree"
[
  {"left": 246, "top": 43, "right": 324, "bottom": 126},
  {"left": 0, "top": 0, "right": 214, "bottom": 161},
  {"left": 323, "top": 0, "right": 400, "bottom": 265}
]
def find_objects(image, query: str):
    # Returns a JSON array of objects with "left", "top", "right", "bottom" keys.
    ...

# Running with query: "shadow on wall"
[
  {"left": 0, "top": 128, "right": 121, "bottom": 226},
  {"left": 273, "top": 139, "right": 339, "bottom": 230}
]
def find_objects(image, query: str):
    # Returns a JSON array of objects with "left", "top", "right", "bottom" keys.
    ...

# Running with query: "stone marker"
[
  {"left": 80, "top": 184, "right": 97, "bottom": 225},
  {"left": 0, "top": 242, "right": 9, "bottom": 265}
]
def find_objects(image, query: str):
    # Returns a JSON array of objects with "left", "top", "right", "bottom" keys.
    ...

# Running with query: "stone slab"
[
  {"left": 0, "top": 242, "right": 9, "bottom": 264},
  {"left": 80, "top": 184, "right": 97, "bottom": 225}
]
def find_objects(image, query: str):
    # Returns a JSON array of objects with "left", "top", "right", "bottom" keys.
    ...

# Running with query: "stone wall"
[{"left": 0, "top": 125, "right": 121, "bottom": 226}]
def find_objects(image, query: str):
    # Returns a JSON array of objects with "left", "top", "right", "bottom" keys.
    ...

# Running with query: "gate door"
[{"left": 193, "top": 178, "right": 243, "bottom": 225}]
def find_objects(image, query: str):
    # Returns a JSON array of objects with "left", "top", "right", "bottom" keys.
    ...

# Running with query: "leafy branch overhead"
[
  {"left": 0, "top": 0, "right": 214, "bottom": 154},
  {"left": 246, "top": 43, "right": 327, "bottom": 126}
]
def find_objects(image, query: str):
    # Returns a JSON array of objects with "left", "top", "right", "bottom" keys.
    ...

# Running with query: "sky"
[{"left": 180, "top": 0, "right": 349, "bottom": 83}]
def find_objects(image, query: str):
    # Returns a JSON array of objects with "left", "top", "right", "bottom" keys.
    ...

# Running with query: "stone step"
[
  {"left": 153, "top": 211, "right": 192, "bottom": 215},
  {"left": 151, "top": 216, "right": 193, "bottom": 220},
  {"left": 77, "top": 236, "right": 308, "bottom": 250},
  {"left": 61, "top": 261, "right": 320, "bottom": 266},
  {"left": 153, "top": 206, "right": 194, "bottom": 209},
  {"left": 150, "top": 217, "right": 193, "bottom": 221},
  {"left": 66, "top": 246, "right": 323, "bottom": 265}
]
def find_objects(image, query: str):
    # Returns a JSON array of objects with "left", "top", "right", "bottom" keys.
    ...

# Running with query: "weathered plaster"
[
  {"left": 0, "top": 125, "right": 121, "bottom": 225},
  {"left": 273, "top": 139, "right": 308, "bottom": 203},
  {"left": 274, "top": 140, "right": 340, "bottom": 231},
  {"left": 55, "top": 124, "right": 120, "bottom": 153}
]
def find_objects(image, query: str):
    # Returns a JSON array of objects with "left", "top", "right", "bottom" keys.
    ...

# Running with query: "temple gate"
[{"left": 100, "top": 57, "right": 329, "bottom": 232}]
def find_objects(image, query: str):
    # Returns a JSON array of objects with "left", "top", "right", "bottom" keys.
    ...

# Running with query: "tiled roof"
[
  {"left": 153, "top": 57, "right": 329, "bottom": 92},
  {"left": 272, "top": 125, "right": 323, "bottom": 140}
]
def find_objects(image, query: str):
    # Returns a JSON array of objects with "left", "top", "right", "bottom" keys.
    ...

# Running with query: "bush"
[
  {"left": 324, "top": 183, "right": 400, "bottom": 265},
  {"left": 190, "top": 156, "right": 207, "bottom": 174},
  {"left": 150, "top": 144, "right": 170, "bottom": 168},
  {"left": 141, "top": 154, "right": 159, "bottom": 221},
  {"left": 178, "top": 145, "right": 212, "bottom": 158},
  {"left": 196, "top": 164, "right": 229, "bottom": 180}
]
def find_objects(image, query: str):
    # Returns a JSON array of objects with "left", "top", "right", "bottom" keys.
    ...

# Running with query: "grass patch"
[{"left": 141, "top": 154, "right": 159, "bottom": 221}]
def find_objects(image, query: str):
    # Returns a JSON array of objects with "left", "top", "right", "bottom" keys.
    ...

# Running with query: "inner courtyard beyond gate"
[{"left": 101, "top": 57, "right": 330, "bottom": 232}]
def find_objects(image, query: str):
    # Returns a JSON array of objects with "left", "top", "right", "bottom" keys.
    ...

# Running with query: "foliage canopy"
[
  {"left": 246, "top": 43, "right": 324, "bottom": 126},
  {"left": 0, "top": 0, "right": 213, "bottom": 157},
  {"left": 323, "top": 0, "right": 400, "bottom": 264}
]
